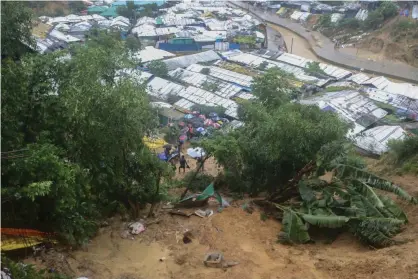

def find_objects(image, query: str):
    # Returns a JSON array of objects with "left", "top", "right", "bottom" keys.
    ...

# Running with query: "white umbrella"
[{"left": 187, "top": 147, "right": 206, "bottom": 158}]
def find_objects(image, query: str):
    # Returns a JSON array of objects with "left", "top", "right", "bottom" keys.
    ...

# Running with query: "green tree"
[
  {"left": 317, "top": 14, "right": 331, "bottom": 28},
  {"left": 305, "top": 61, "right": 327, "bottom": 77},
  {"left": 378, "top": 1, "right": 398, "bottom": 20},
  {"left": 339, "top": 18, "right": 361, "bottom": 29},
  {"left": 148, "top": 60, "right": 168, "bottom": 77},
  {"left": 1, "top": 1, "right": 35, "bottom": 59},
  {"left": 125, "top": 35, "right": 142, "bottom": 52},
  {"left": 201, "top": 102, "right": 349, "bottom": 195},
  {"left": 364, "top": 10, "right": 384, "bottom": 30},
  {"left": 251, "top": 68, "right": 297, "bottom": 107},
  {"left": 1, "top": 32, "right": 171, "bottom": 245}
]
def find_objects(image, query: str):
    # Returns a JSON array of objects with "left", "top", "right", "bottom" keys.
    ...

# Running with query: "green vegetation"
[
  {"left": 2, "top": 23, "right": 173, "bottom": 246},
  {"left": 305, "top": 61, "right": 327, "bottom": 77},
  {"left": 252, "top": 68, "right": 299, "bottom": 107},
  {"left": 386, "top": 136, "right": 418, "bottom": 175},
  {"left": 325, "top": 86, "right": 351, "bottom": 92},
  {"left": 317, "top": 14, "right": 332, "bottom": 28},
  {"left": 233, "top": 35, "right": 257, "bottom": 47},
  {"left": 125, "top": 35, "right": 142, "bottom": 52},
  {"left": 319, "top": 2, "right": 398, "bottom": 32},
  {"left": 257, "top": 61, "right": 269, "bottom": 71},
  {"left": 1, "top": 2, "right": 35, "bottom": 59},
  {"left": 201, "top": 80, "right": 219, "bottom": 92},
  {"left": 1, "top": 255, "right": 69, "bottom": 279},
  {"left": 117, "top": 1, "right": 159, "bottom": 20},
  {"left": 183, "top": 171, "right": 215, "bottom": 191},
  {"left": 338, "top": 18, "right": 361, "bottom": 29},
  {"left": 200, "top": 67, "right": 211, "bottom": 75},
  {"left": 198, "top": 68, "right": 416, "bottom": 247},
  {"left": 148, "top": 60, "right": 169, "bottom": 77}
]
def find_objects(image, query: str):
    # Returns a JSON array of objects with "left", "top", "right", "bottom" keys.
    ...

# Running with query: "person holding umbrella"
[{"left": 179, "top": 155, "right": 190, "bottom": 173}]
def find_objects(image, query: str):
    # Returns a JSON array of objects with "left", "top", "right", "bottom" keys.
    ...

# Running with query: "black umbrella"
[{"left": 163, "top": 144, "right": 172, "bottom": 149}]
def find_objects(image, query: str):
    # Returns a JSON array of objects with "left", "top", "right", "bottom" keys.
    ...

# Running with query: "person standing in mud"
[{"left": 179, "top": 155, "right": 189, "bottom": 173}]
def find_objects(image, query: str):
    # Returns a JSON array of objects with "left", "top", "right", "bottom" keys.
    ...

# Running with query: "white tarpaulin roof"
[
  {"left": 147, "top": 77, "right": 186, "bottom": 100},
  {"left": 168, "top": 68, "right": 242, "bottom": 99},
  {"left": 186, "top": 63, "right": 253, "bottom": 88},
  {"left": 163, "top": 50, "right": 221, "bottom": 70},
  {"left": 300, "top": 90, "right": 388, "bottom": 127},
  {"left": 221, "top": 51, "right": 324, "bottom": 85},
  {"left": 363, "top": 76, "right": 418, "bottom": 100},
  {"left": 114, "top": 69, "right": 153, "bottom": 84},
  {"left": 132, "top": 46, "right": 175, "bottom": 63},
  {"left": 354, "top": 125, "right": 406, "bottom": 155}
]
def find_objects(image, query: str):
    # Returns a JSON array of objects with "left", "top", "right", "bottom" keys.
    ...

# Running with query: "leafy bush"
[
  {"left": 200, "top": 67, "right": 210, "bottom": 75},
  {"left": 166, "top": 93, "right": 182, "bottom": 105},
  {"left": 378, "top": 1, "right": 398, "bottom": 20},
  {"left": 305, "top": 61, "right": 327, "bottom": 77},
  {"left": 325, "top": 86, "right": 351, "bottom": 92},
  {"left": 257, "top": 61, "right": 269, "bottom": 71},
  {"left": 233, "top": 35, "right": 257, "bottom": 47},
  {"left": 148, "top": 60, "right": 168, "bottom": 77},
  {"left": 183, "top": 171, "right": 214, "bottom": 191},
  {"left": 387, "top": 136, "right": 418, "bottom": 164},
  {"left": 339, "top": 18, "right": 361, "bottom": 29},
  {"left": 201, "top": 80, "right": 219, "bottom": 92},
  {"left": 125, "top": 35, "right": 141, "bottom": 52},
  {"left": 317, "top": 14, "right": 331, "bottom": 28},
  {"left": 363, "top": 10, "right": 384, "bottom": 30},
  {"left": 1, "top": 256, "right": 69, "bottom": 279}
]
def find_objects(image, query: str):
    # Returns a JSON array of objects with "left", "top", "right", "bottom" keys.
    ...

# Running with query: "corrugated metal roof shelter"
[
  {"left": 133, "top": 46, "right": 175, "bottom": 63},
  {"left": 276, "top": 53, "right": 352, "bottom": 80},
  {"left": 186, "top": 64, "right": 253, "bottom": 89},
  {"left": 147, "top": 77, "right": 186, "bottom": 100},
  {"left": 163, "top": 50, "right": 221, "bottom": 71},
  {"left": 168, "top": 68, "right": 243, "bottom": 98},
  {"left": 174, "top": 98, "right": 195, "bottom": 112},
  {"left": 114, "top": 69, "right": 153, "bottom": 84},
  {"left": 365, "top": 88, "right": 418, "bottom": 115},
  {"left": 354, "top": 125, "right": 406, "bottom": 155},
  {"left": 300, "top": 90, "right": 388, "bottom": 128},
  {"left": 362, "top": 77, "right": 418, "bottom": 100},
  {"left": 348, "top": 73, "right": 370, "bottom": 84},
  {"left": 176, "top": 86, "right": 239, "bottom": 118},
  {"left": 221, "top": 51, "right": 326, "bottom": 85}
]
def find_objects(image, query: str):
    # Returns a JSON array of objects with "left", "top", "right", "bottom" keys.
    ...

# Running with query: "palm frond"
[
  {"left": 378, "top": 194, "right": 408, "bottom": 222},
  {"left": 276, "top": 205, "right": 310, "bottom": 244},
  {"left": 348, "top": 218, "right": 405, "bottom": 247},
  {"left": 301, "top": 214, "right": 349, "bottom": 228},
  {"left": 298, "top": 181, "right": 316, "bottom": 203},
  {"left": 351, "top": 180, "right": 384, "bottom": 208},
  {"left": 335, "top": 164, "right": 417, "bottom": 203}
]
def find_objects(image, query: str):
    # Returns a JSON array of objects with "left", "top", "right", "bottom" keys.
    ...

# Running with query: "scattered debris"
[
  {"left": 128, "top": 222, "right": 145, "bottom": 235},
  {"left": 159, "top": 257, "right": 166, "bottom": 262},
  {"left": 120, "top": 230, "right": 130, "bottom": 239},
  {"left": 194, "top": 209, "right": 213, "bottom": 218},
  {"left": 203, "top": 252, "right": 240, "bottom": 268},
  {"left": 169, "top": 209, "right": 193, "bottom": 217}
]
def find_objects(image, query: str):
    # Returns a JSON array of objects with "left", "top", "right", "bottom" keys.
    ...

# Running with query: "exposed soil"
[
  {"left": 25, "top": 171, "right": 418, "bottom": 279},
  {"left": 337, "top": 16, "right": 418, "bottom": 68}
]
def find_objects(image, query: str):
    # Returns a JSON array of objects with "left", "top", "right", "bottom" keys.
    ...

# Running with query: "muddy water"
[{"left": 268, "top": 23, "right": 324, "bottom": 62}]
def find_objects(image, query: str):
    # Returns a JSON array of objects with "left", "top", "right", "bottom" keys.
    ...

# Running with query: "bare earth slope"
[{"left": 27, "top": 173, "right": 418, "bottom": 279}]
